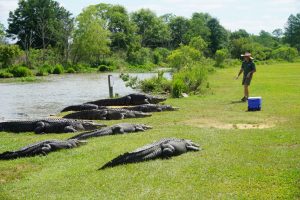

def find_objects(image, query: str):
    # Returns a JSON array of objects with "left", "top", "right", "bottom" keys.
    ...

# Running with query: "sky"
[{"left": 0, "top": 0, "right": 300, "bottom": 34}]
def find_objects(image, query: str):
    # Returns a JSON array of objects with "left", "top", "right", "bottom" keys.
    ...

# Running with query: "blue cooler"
[{"left": 248, "top": 97, "right": 262, "bottom": 111}]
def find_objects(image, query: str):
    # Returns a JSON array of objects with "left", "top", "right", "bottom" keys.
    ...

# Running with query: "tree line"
[{"left": 0, "top": 0, "right": 299, "bottom": 74}]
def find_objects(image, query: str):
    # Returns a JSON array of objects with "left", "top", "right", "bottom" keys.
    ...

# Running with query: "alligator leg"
[
  {"left": 186, "top": 143, "right": 201, "bottom": 151},
  {"left": 135, "top": 127, "right": 145, "bottom": 132},
  {"left": 64, "top": 126, "right": 77, "bottom": 133},
  {"left": 162, "top": 144, "right": 176, "bottom": 156},
  {"left": 34, "top": 122, "right": 46, "bottom": 134}
]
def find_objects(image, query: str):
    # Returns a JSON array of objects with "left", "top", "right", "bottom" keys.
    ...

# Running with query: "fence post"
[{"left": 108, "top": 75, "right": 114, "bottom": 98}]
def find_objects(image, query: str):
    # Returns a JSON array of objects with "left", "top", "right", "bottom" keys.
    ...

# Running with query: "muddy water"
[{"left": 0, "top": 73, "right": 170, "bottom": 121}]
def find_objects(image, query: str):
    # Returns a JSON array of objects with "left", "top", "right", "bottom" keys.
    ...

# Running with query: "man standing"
[{"left": 236, "top": 52, "right": 256, "bottom": 102}]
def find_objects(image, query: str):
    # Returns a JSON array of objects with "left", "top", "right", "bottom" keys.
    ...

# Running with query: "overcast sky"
[{"left": 0, "top": 0, "right": 299, "bottom": 34}]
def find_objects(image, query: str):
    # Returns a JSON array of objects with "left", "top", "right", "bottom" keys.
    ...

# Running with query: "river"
[{"left": 0, "top": 72, "right": 170, "bottom": 121}]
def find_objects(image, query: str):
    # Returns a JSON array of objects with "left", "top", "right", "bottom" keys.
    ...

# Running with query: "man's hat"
[{"left": 241, "top": 52, "right": 254, "bottom": 60}]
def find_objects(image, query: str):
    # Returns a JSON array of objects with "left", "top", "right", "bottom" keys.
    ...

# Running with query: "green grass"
[{"left": 0, "top": 63, "right": 299, "bottom": 199}]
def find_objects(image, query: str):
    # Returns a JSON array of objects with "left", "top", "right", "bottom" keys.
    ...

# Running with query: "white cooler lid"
[{"left": 248, "top": 97, "right": 262, "bottom": 99}]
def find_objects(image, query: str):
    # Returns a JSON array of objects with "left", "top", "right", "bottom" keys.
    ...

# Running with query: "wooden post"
[{"left": 108, "top": 75, "right": 114, "bottom": 98}]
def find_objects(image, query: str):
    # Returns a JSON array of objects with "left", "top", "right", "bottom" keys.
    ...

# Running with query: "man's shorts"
[{"left": 242, "top": 76, "right": 252, "bottom": 86}]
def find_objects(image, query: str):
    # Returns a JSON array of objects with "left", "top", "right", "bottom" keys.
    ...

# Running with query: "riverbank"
[{"left": 0, "top": 62, "right": 299, "bottom": 199}]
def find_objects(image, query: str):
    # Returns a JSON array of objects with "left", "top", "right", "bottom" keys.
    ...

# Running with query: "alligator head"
[
  {"left": 147, "top": 95, "right": 167, "bottom": 104},
  {"left": 163, "top": 105, "right": 179, "bottom": 111}
]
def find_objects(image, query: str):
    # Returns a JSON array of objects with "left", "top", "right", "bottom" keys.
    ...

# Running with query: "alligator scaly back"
[
  {"left": 99, "top": 138, "right": 200, "bottom": 170},
  {"left": 86, "top": 93, "right": 166, "bottom": 106}
]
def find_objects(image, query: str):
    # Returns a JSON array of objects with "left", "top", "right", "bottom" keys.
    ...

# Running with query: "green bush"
[
  {"left": 153, "top": 48, "right": 170, "bottom": 65},
  {"left": 99, "top": 65, "right": 114, "bottom": 72},
  {"left": 52, "top": 64, "right": 64, "bottom": 74},
  {"left": 0, "top": 44, "right": 22, "bottom": 68},
  {"left": 214, "top": 49, "right": 229, "bottom": 67},
  {"left": 38, "top": 64, "right": 53, "bottom": 74},
  {"left": 171, "top": 79, "right": 186, "bottom": 98},
  {"left": 127, "top": 47, "right": 152, "bottom": 66},
  {"left": 271, "top": 46, "right": 298, "bottom": 62},
  {"left": 66, "top": 67, "right": 76, "bottom": 73},
  {"left": 36, "top": 69, "right": 48, "bottom": 76},
  {"left": 7, "top": 66, "right": 33, "bottom": 77},
  {"left": 167, "top": 45, "right": 202, "bottom": 70},
  {"left": 172, "top": 64, "right": 208, "bottom": 97},
  {"left": 139, "top": 72, "right": 171, "bottom": 93},
  {"left": 0, "top": 71, "right": 14, "bottom": 78}
]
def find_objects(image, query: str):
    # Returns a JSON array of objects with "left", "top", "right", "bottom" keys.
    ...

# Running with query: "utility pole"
[{"left": 108, "top": 75, "right": 114, "bottom": 98}]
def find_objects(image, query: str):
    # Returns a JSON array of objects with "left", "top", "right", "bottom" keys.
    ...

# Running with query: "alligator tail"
[{"left": 99, "top": 147, "right": 162, "bottom": 170}]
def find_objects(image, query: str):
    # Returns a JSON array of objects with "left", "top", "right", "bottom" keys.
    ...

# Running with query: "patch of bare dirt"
[{"left": 184, "top": 118, "right": 275, "bottom": 129}]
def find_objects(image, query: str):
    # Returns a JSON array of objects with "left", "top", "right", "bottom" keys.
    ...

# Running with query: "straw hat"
[{"left": 241, "top": 52, "right": 254, "bottom": 60}]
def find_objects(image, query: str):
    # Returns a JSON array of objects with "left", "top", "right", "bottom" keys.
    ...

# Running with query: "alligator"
[
  {"left": 61, "top": 103, "right": 105, "bottom": 112},
  {"left": 70, "top": 123, "right": 152, "bottom": 140},
  {"left": 99, "top": 138, "right": 200, "bottom": 170},
  {"left": 0, "top": 139, "right": 87, "bottom": 160},
  {"left": 86, "top": 93, "right": 166, "bottom": 106},
  {"left": 0, "top": 119, "right": 106, "bottom": 134},
  {"left": 124, "top": 104, "right": 179, "bottom": 112},
  {"left": 63, "top": 109, "right": 152, "bottom": 120}
]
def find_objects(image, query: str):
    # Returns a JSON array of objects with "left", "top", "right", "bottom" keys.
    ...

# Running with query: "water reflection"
[{"left": 0, "top": 72, "right": 170, "bottom": 120}]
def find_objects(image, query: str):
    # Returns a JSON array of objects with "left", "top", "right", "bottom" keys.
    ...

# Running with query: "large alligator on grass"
[
  {"left": 0, "top": 139, "right": 87, "bottom": 160},
  {"left": 0, "top": 119, "right": 106, "bottom": 134},
  {"left": 63, "top": 109, "right": 151, "bottom": 120},
  {"left": 99, "top": 138, "right": 200, "bottom": 170},
  {"left": 61, "top": 103, "right": 178, "bottom": 113},
  {"left": 86, "top": 93, "right": 166, "bottom": 106},
  {"left": 61, "top": 103, "right": 104, "bottom": 112},
  {"left": 70, "top": 123, "right": 152, "bottom": 140},
  {"left": 125, "top": 104, "right": 179, "bottom": 112}
]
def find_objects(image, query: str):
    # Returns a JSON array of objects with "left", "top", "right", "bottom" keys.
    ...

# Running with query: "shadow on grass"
[{"left": 230, "top": 100, "right": 245, "bottom": 104}]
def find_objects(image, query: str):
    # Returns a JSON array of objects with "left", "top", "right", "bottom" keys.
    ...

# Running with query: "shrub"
[
  {"left": 66, "top": 68, "right": 76, "bottom": 73},
  {"left": 0, "top": 71, "right": 14, "bottom": 78},
  {"left": 172, "top": 64, "right": 208, "bottom": 97},
  {"left": 0, "top": 44, "right": 22, "bottom": 68},
  {"left": 52, "top": 64, "right": 64, "bottom": 74},
  {"left": 153, "top": 48, "right": 170, "bottom": 65},
  {"left": 99, "top": 65, "right": 114, "bottom": 72},
  {"left": 171, "top": 79, "right": 186, "bottom": 98},
  {"left": 271, "top": 46, "right": 298, "bottom": 62},
  {"left": 38, "top": 64, "right": 53, "bottom": 74},
  {"left": 214, "top": 49, "right": 229, "bottom": 67},
  {"left": 127, "top": 47, "right": 152, "bottom": 66},
  {"left": 36, "top": 69, "right": 48, "bottom": 76},
  {"left": 7, "top": 66, "right": 33, "bottom": 77},
  {"left": 140, "top": 76, "right": 171, "bottom": 93},
  {"left": 167, "top": 45, "right": 202, "bottom": 70}
]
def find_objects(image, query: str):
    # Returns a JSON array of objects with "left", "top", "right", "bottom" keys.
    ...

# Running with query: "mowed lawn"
[{"left": 0, "top": 63, "right": 299, "bottom": 199}]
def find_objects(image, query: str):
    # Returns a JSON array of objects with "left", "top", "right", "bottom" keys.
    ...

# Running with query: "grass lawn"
[{"left": 0, "top": 63, "right": 299, "bottom": 199}]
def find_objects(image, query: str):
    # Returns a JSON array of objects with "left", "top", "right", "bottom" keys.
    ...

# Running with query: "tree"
[
  {"left": 189, "top": 36, "right": 207, "bottom": 52},
  {"left": 271, "top": 46, "right": 298, "bottom": 62},
  {"left": 71, "top": 6, "right": 111, "bottom": 64},
  {"left": 131, "top": 9, "right": 171, "bottom": 48},
  {"left": 230, "top": 29, "right": 250, "bottom": 40},
  {"left": 167, "top": 45, "right": 202, "bottom": 70},
  {"left": 272, "top": 28, "right": 283, "bottom": 39},
  {"left": 0, "top": 23, "right": 5, "bottom": 44},
  {"left": 169, "top": 16, "right": 190, "bottom": 48},
  {"left": 254, "top": 30, "right": 277, "bottom": 48},
  {"left": 90, "top": 3, "right": 138, "bottom": 51},
  {"left": 7, "top": 0, "right": 73, "bottom": 65},
  {"left": 207, "top": 18, "right": 228, "bottom": 55},
  {"left": 184, "top": 13, "right": 211, "bottom": 44},
  {"left": 284, "top": 13, "right": 300, "bottom": 50}
]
